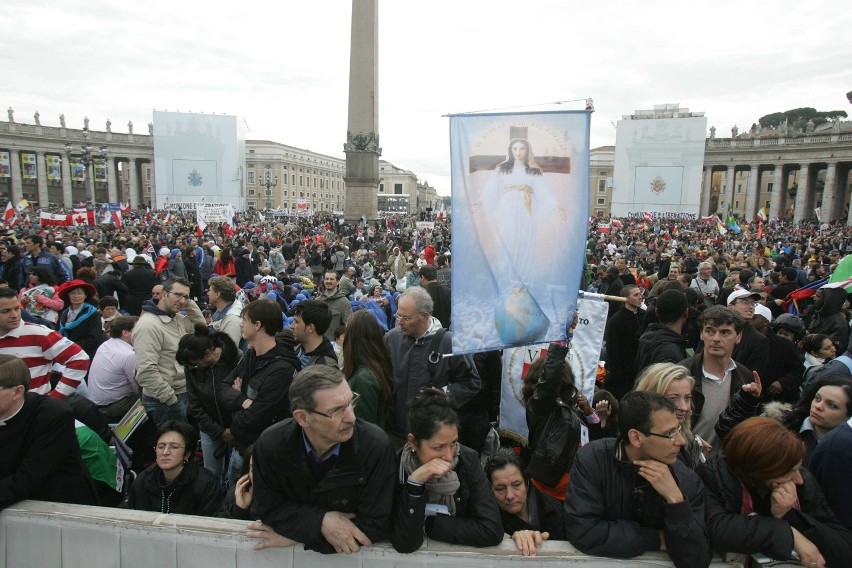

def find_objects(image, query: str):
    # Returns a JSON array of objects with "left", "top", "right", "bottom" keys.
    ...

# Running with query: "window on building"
[
  {"left": 599, "top": 171, "right": 606, "bottom": 176},
  {"left": 395, "top": 183, "right": 403, "bottom": 195},
  {"left": 247, "top": 201, "right": 256, "bottom": 208},
  {"left": 766, "top": 201, "right": 771, "bottom": 208},
  {"left": 247, "top": 171, "right": 255, "bottom": 184},
  {"left": 597, "top": 198, "right": 605, "bottom": 205},
  {"left": 313, "top": 178, "right": 317, "bottom": 188},
  {"left": 598, "top": 179, "right": 606, "bottom": 192},
  {"left": 300, "top": 192, "right": 304, "bottom": 198},
  {"left": 248, "top": 189, "right": 255, "bottom": 196},
  {"left": 767, "top": 182, "right": 773, "bottom": 192},
  {"left": 737, "top": 184, "right": 742, "bottom": 193},
  {"left": 735, "top": 200, "right": 739, "bottom": 208},
  {"left": 146, "top": 170, "right": 151, "bottom": 181},
  {"left": 300, "top": 175, "right": 303, "bottom": 186},
  {"left": 283, "top": 174, "right": 287, "bottom": 185},
  {"left": 379, "top": 183, "right": 384, "bottom": 192}
]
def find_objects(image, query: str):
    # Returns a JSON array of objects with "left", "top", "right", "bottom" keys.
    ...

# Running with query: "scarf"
[
  {"left": 804, "top": 352, "right": 827, "bottom": 369},
  {"left": 400, "top": 445, "right": 460, "bottom": 517},
  {"left": 59, "top": 303, "right": 97, "bottom": 335}
]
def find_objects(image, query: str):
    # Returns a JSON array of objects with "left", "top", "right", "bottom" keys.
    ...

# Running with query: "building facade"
[
  {"left": 701, "top": 121, "right": 852, "bottom": 223},
  {"left": 590, "top": 145, "right": 614, "bottom": 217},
  {"left": 0, "top": 115, "right": 441, "bottom": 215}
]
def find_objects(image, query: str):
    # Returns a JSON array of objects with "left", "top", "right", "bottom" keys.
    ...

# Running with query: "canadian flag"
[
  {"left": 121, "top": 202, "right": 130, "bottom": 214},
  {"left": 71, "top": 208, "right": 95, "bottom": 226}
]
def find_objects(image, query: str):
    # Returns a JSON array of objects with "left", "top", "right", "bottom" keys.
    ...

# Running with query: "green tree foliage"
[{"left": 759, "top": 107, "right": 848, "bottom": 129}]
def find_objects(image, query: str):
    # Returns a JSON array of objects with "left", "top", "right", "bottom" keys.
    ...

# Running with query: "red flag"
[
  {"left": 757, "top": 221, "right": 763, "bottom": 240},
  {"left": 3, "top": 202, "right": 15, "bottom": 225},
  {"left": 196, "top": 224, "right": 203, "bottom": 238},
  {"left": 111, "top": 211, "right": 122, "bottom": 228}
]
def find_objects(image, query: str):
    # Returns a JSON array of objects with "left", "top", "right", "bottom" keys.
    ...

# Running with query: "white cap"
[
  {"left": 727, "top": 288, "right": 762, "bottom": 305},
  {"left": 753, "top": 303, "right": 773, "bottom": 322}
]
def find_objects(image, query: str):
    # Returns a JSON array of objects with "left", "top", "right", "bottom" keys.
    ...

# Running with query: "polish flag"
[
  {"left": 111, "top": 211, "right": 122, "bottom": 228},
  {"left": 3, "top": 202, "right": 15, "bottom": 225}
]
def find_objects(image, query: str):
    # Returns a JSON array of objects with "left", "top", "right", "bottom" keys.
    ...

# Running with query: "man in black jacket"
[
  {"left": 727, "top": 289, "right": 770, "bottom": 378},
  {"left": 605, "top": 284, "right": 645, "bottom": 401},
  {"left": 0, "top": 355, "right": 98, "bottom": 510},
  {"left": 251, "top": 365, "right": 396, "bottom": 554},
  {"left": 634, "top": 289, "right": 689, "bottom": 377},
  {"left": 564, "top": 391, "right": 711, "bottom": 568}
]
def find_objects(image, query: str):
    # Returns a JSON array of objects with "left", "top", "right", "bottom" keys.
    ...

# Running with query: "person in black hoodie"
[
  {"left": 808, "top": 286, "right": 850, "bottom": 353},
  {"left": 634, "top": 289, "right": 689, "bottom": 377},
  {"left": 218, "top": 299, "right": 300, "bottom": 487},
  {"left": 122, "top": 255, "right": 158, "bottom": 316},
  {"left": 124, "top": 420, "right": 221, "bottom": 516},
  {"left": 176, "top": 324, "right": 240, "bottom": 482}
]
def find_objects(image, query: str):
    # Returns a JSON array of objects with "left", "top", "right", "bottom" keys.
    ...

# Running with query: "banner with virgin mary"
[{"left": 449, "top": 111, "right": 590, "bottom": 353}]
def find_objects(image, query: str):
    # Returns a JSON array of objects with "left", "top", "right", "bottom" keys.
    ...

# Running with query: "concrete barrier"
[{"left": 1, "top": 500, "right": 754, "bottom": 567}]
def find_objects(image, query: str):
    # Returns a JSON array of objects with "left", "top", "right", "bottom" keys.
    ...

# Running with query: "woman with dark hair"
[
  {"left": 124, "top": 420, "right": 222, "bottom": 516},
  {"left": 484, "top": 448, "right": 566, "bottom": 556},
  {"left": 801, "top": 334, "right": 837, "bottom": 387},
  {"left": 342, "top": 310, "right": 393, "bottom": 430},
  {"left": 522, "top": 342, "right": 597, "bottom": 502},
  {"left": 390, "top": 388, "right": 503, "bottom": 552},
  {"left": 213, "top": 247, "right": 236, "bottom": 278},
  {"left": 57, "top": 279, "right": 104, "bottom": 358},
  {"left": 176, "top": 323, "right": 240, "bottom": 480},
  {"left": 698, "top": 417, "right": 852, "bottom": 567},
  {"left": 19, "top": 265, "right": 63, "bottom": 326},
  {"left": 782, "top": 375, "right": 852, "bottom": 462}
]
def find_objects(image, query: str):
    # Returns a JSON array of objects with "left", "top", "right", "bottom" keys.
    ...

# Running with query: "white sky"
[{"left": 3, "top": 0, "right": 850, "bottom": 195}]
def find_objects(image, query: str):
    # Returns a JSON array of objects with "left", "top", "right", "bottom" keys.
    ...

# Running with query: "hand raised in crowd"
[
  {"left": 232, "top": 377, "right": 243, "bottom": 392},
  {"left": 741, "top": 371, "right": 762, "bottom": 398},
  {"left": 409, "top": 457, "right": 454, "bottom": 484},
  {"left": 246, "top": 521, "right": 297, "bottom": 551},
  {"left": 634, "top": 459, "right": 684, "bottom": 504},
  {"left": 320, "top": 511, "right": 370, "bottom": 554},
  {"left": 595, "top": 399, "right": 610, "bottom": 421},
  {"left": 234, "top": 473, "right": 253, "bottom": 511},
  {"left": 792, "top": 527, "right": 825, "bottom": 568},
  {"left": 511, "top": 529, "right": 550, "bottom": 556},
  {"left": 575, "top": 393, "right": 593, "bottom": 415}
]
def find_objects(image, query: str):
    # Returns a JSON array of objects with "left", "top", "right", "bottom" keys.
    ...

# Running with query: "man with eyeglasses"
[
  {"left": 250, "top": 365, "right": 395, "bottom": 554},
  {"left": 564, "top": 391, "right": 711, "bottom": 567},
  {"left": 384, "top": 287, "right": 484, "bottom": 451},
  {"left": 133, "top": 277, "right": 205, "bottom": 427},
  {"left": 679, "top": 305, "right": 762, "bottom": 454},
  {"left": 726, "top": 288, "right": 770, "bottom": 379}
]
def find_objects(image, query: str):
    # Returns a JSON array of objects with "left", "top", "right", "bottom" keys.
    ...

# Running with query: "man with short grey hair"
[
  {"left": 251, "top": 365, "right": 395, "bottom": 554},
  {"left": 383, "top": 287, "right": 485, "bottom": 450}
]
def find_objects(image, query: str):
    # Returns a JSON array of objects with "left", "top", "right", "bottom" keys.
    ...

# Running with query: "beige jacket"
[{"left": 133, "top": 300, "right": 205, "bottom": 405}]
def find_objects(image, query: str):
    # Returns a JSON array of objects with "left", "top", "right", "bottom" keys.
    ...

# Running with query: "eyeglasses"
[
  {"left": 154, "top": 443, "right": 185, "bottom": 453},
  {"left": 643, "top": 426, "right": 683, "bottom": 443},
  {"left": 308, "top": 392, "right": 360, "bottom": 419},
  {"left": 734, "top": 299, "right": 756, "bottom": 306},
  {"left": 167, "top": 291, "right": 189, "bottom": 300},
  {"left": 395, "top": 313, "right": 418, "bottom": 322}
]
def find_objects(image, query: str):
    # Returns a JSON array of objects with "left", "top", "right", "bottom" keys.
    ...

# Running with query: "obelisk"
[{"left": 343, "top": 0, "right": 380, "bottom": 223}]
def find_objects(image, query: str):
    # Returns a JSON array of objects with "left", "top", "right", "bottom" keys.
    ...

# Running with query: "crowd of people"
[{"left": 2, "top": 207, "right": 852, "bottom": 566}]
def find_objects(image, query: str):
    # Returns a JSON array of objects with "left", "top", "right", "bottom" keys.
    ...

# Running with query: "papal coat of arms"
[
  {"left": 187, "top": 169, "right": 203, "bottom": 187},
  {"left": 650, "top": 175, "right": 666, "bottom": 194}
]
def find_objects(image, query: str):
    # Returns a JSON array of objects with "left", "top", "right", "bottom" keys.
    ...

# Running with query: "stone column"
[
  {"left": 821, "top": 163, "right": 838, "bottom": 222},
  {"left": 793, "top": 164, "right": 810, "bottom": 224},
  {"left": 343, "top": 0, "right": 380, "bottom": 222},
  {"left": 35, "top": 151, "right": 48, "bottom": 207},
  {"left": 61, "top": 154, "right": 73, "bottom": 207},
  {"left": 701, "top": 167, "right": 713, "bottom": 215},
  {"left": 9, "top": 150, "right": 22, "bottom": 203},
  {"left": 128, "top": 158, "right": 139, "bottom": 208},
  {"left": 744, "top": 165, "right": 760, "bottom": 220},
  {"left": 107, "top": 157, "right": 117, "bottom": 203},
  {"left": 768, "top": 165, "right": 785, "bottom": 220},
  {"left": 722, "top": 165, "right": 735, "bottom": 211}
]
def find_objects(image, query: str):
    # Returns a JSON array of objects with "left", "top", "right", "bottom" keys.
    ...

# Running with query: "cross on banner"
[{"left": 468, "top": 126, "right": 572, "bottom": 174}]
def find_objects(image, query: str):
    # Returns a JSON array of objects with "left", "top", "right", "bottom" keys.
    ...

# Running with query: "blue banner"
[{"left": 450, "top": 111, "right": 590, "bottom": 353}]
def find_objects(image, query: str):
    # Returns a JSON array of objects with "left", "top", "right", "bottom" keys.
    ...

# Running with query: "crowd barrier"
[{"left": 1, "top": 501, "right": 790, "bottom": 567}]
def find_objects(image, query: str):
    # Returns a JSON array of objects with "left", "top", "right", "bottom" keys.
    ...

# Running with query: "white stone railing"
[{"left": 0, "top": 500, "right": 759, "bottom": 568}]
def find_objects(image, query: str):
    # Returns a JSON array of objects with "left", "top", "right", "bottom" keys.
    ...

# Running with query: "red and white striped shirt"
[{"left": 0, "top": 321, "right": 90, "bottom": 399}]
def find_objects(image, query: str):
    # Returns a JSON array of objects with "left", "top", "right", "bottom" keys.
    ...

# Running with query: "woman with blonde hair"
[{"left": 635, "top": 361, "right": 760, "bottom": 468}]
